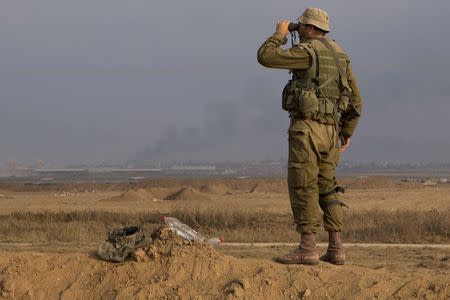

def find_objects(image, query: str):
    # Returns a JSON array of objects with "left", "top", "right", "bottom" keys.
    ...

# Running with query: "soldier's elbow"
[{"left": 257, "top": 54, "right": 271, "bottom": 67}]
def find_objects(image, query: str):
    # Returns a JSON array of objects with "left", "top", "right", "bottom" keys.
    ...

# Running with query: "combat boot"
[
  {"left": 320, "top": 231, "right": 345, "bottom": 265},
  {"left": 273, "top": 233, "right": 319, "bottom": 265}
]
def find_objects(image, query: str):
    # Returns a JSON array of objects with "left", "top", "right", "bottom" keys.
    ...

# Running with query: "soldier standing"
[{"left": 257, "top": 8, "right": 362, "bottom": 265}]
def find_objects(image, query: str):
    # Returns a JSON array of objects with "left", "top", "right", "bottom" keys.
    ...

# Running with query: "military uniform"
[{"left": 257, "top": 8, "right": 362, "bottom": 265}]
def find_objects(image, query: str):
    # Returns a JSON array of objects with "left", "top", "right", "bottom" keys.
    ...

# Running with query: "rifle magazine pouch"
[
  {"left": 282, "top": 80, "right": 295, "bottom": 111},
  {"left": 318, "top": 98, "right": 335, "bottom": 115},
  {"left": 297, "top": 89, "right": 319, "bottom": 118},
  {"left": 337, "top": 95, "right": 350, "bottom": 113}
]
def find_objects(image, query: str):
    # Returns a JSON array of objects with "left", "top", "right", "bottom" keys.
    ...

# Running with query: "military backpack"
[{"left": 97, "top": 226, "right": 152, "bottom": 262}]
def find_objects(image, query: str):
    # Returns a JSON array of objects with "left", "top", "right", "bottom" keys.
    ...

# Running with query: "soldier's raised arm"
[{"left": 257, "top": 20, "right": 311, "bottom": 70}]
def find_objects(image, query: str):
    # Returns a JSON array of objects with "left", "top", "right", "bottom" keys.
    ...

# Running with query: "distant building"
[
  {"left": 222, "top": 169, "right": 237, "bottom": 175},
  {"left": 169, "top": 165, "right": 216, "bottom": 171},
  {"left": 33, "top": 169, "right": 89, "bottom": 177},
  {"left": 423, "top": 180, "right": 437, "bottom": 186}
]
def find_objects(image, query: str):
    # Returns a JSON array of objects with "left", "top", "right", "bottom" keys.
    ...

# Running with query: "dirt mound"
[
  {"left": 199, "top": 183, "right": 229, "bottom": 195},
  {"left": 343, "top": 176, "right": 396, "bottom": 189},
  {"left": 249, "top": 182, "right": 287, "bottom": 194},
  {"left": 104, "top": 188, "right": 157, "bottom": 202},
  {"left": 147, "top": 187, "right": 172, "bottom": 199},
  {"left": 164, "top": 186, "right": 210, "bottom": 201},
  {"left": 133, "top": 226, "right": 213, "bottom": 263},
  {"left": 0, "top": 192, "right": 13, "bottom": 199},
  {"left": 0, "top": 227, "right": 448, "bottom": 299}
]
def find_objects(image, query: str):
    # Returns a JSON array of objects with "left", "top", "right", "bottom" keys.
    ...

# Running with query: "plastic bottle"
[{"left": 162, "top": 216, "right": 205, "bottom": 243}]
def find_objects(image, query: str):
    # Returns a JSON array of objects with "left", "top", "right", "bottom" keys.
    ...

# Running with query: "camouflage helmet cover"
[{"left": 298, "top": 7, "right": 330, "bottom": 32}]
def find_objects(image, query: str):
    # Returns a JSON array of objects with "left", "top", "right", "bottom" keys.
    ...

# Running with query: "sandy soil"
[{"left": 0, "top": 229, "right": 448, "bottom": 300}]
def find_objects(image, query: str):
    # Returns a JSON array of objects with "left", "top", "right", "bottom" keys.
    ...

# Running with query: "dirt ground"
[
  {"left": 0, "top": 232, "right": 448, "bottom": 300},
  {"left": 0, "top": 178, "right": 449, "bottom": 299}
]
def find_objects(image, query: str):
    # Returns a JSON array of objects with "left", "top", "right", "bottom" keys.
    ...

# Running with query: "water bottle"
[{"left": 162, "top": 216, "right": 205, "bottom": 243}]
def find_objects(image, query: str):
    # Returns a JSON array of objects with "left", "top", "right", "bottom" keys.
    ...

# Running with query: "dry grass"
[
  {"left": 0, "top": 209, "right": 448, "bottom": 244},
  {"left": 344, "top": 209, "right": 450, "bottom": 243}
]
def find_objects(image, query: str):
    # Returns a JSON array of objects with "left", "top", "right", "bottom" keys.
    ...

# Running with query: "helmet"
[{"left": 298, "top": 7, "right": 330, "bottom": 32}]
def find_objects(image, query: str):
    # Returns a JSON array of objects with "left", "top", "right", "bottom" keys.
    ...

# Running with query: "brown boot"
[
  {"left": 273, "top": 233, "right": 319, "bottom": 265},
  {"left": 320, "top": 231, "right": 345, "bottom": 265}
]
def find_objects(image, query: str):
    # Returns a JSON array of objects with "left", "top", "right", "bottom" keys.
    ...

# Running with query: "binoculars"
[{"left": 288, "top": 23, "right": 300, "bottom": 32}]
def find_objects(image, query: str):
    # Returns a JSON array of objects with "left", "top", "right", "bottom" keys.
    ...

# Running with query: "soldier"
[{"left": 257, "top": 7, "right": 362, "bottom": 265}]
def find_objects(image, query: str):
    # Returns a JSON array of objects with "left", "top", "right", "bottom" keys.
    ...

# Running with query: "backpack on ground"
[{"left": 97, "top": 226, "right": 152, "bottom": 262}]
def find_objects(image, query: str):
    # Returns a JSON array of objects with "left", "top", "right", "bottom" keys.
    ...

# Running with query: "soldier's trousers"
[{"left": 287, "top": 118, "right": 343, "bottom": 233}]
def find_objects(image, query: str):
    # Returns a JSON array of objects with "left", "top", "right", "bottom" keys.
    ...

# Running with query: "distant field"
[
  {"left": 0, "top": 177, "right": 449, "bottom": 214},
  {"left": 0, "top": 177, "right": 449, "bottom": 244},
  {"left": 0, "top": 209, "right": 448, "bottom": 244},
  {"left": 339, "top": 168, "right": 450, "bottom": 178}
]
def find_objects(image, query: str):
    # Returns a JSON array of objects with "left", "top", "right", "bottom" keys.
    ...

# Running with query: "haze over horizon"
[{"left": 1, "top": 1, "right": 449, "bottom": 166}]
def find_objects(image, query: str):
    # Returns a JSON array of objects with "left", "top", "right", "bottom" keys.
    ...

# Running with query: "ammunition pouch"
[
  {"left": 297, "top": 89, "right": 320, "bottom": 119},
  {"left": 283, "top": 82, "right": 340, "bottom": 126},
  {"left": 281, "top": 80, "right": 295, "bottom": 111},
  {"left": 282, "top": 80, "right": 319, "bottom": 119},
  {"left": 336, "top": 95, "right": 350, "bottom": 113}
]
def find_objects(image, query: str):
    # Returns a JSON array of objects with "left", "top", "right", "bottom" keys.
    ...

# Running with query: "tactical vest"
[{"left": 282, "top": 38, "right": 352, "bottom": 127}]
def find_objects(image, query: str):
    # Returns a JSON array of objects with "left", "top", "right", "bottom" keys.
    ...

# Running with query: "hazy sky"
[{"left": 1, "top": 0, "right": 450, "bottom": 166}]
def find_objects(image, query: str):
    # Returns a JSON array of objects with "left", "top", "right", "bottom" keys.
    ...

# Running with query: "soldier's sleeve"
[
  {"left": 257, "top": 33, "right": 311, "bottom": 70},
  {"left": 340, "top": 62, "right": 362, "bottom": 138}
]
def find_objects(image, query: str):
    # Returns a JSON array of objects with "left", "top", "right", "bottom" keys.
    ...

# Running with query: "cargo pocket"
[
  {"left": 288, "top": 129, "right": 310, "bottom": 164},
  {"left": 288, "top": 129, "right": 310, "bottom": 188}
]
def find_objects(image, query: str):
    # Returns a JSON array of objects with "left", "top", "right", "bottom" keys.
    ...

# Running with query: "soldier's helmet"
[{"left": 298, "top": 7, "right": 330, "bottom": 32}]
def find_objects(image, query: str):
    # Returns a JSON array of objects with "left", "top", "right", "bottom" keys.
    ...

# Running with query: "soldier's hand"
[
  {"left": 276, "top": 19, "right": 290, "bottom": 36},
  {"left": 339, "top": 136, "right": 351, "bottom": 153}
]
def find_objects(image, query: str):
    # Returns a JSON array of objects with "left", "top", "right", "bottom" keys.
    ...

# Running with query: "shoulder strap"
[
  {"left": 296, "top": 43, "right": 318, "bottom": 89},
  {"left": 317, "top": 38, "right": 350, "bottom": 92}
]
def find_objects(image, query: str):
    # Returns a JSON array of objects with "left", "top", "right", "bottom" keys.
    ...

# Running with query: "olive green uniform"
[{"left": 257, "top": 33, "right": 362, "bottom": 233}]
